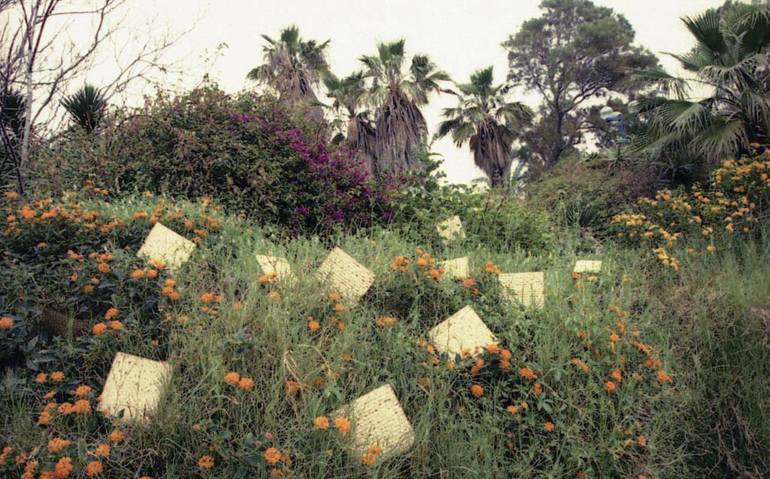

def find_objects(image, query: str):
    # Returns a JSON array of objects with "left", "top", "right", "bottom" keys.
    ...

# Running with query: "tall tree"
[
  {"left": 630, "top": 4, "right": 770, "bottom": 166},
  {"left": 502, "top": 0, "right": 659, "bottom": 170},
  {"left": 323, "top": 71, "right": 376, "bottom": 172},
  {"left": 360, "top": 40, "right": 450, "bottom": 176},
  {"left": 436, "top": 66, "right": 533, "bottom": 188},
  {"left": 247, "top": 25, "right": 330, "bottom": 123}
]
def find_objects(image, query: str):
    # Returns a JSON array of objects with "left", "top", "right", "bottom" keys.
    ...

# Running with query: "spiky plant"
[
  {"left": 436, "top": 66, "right": 532, "bottom": 188},
  {"left": 247, "top": 25, "right": 330, "bottom": 122},
  {"left": 630, "top": 5, "right": 770, "bottom": 164},
  {"left": 359, "top": 40, "right": 450, "bottom": 176},
  {"left": 61, "top": 84, "right": 107, "bottom": 133}
]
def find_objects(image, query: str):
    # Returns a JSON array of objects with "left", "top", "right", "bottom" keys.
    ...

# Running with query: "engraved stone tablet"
[
  {"left": 315, "top": 247, "right": 375, "bottom": 303},
  {"left": 439, "top": 257, "right": 469, "bottom": 280},
  {"left": 256, "top": 255, "right": 294, "bottom": 283},
  {"left": 573, "top": 260, "right": 602, "bottom": 274},
  {"left": 137, "top": 222, "right": 196, "bottom": 271},
  {"left": 427, "top": 305, "right": 496, "bottom": 357},
  {"left": 99, "top": 352, "right": 172, "bottom": 424},
  {"left": 436, "top": 216, "right": 465, "bottom": 243},
  {"left": 332, "top": 384, "right": 414, "bottom": 461},
  {"left": 499, "top": 272, "right": 545, "bottom": 308}
]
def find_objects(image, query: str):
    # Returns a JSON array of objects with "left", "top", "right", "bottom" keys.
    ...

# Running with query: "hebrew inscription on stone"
[
  {"left": 499, "top": 271, "right": 545, "bottom": 308},
  {"left": 137, "top": 222, "right": 196, "bottom": 271},
  {"left": 436, "top": 216, "right": 465, "bottom": 243},
  {"left": 99, "top": 352, "right": 172, "bottom": 424},
  {"left": 315, "top": 247, "right": 375, "bottom": 303},
  {"left": 427, "top": 305, "right": 496, "bottom": 358},
  {"left": 439, "top": 257, "right": 469, "bottom": 280}
]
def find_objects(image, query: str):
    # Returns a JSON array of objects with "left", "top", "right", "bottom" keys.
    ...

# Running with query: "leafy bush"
[{"left": 33, "top": 83, "right": 387, "bottom": 237}]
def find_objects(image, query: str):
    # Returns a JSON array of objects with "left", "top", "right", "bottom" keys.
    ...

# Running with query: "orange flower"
[
  {"left": 108, "top": 430, "right": 125, "bottom": 444},
  {"left": 604, "top": 381, "right": 617, "bottom": 393},
  {"left": 130, "top": 269, "right": 145, "bottom": 280},
  {"left": 258, "top": 273, "right": 276, "bottom": 284},
  {"left": 83, "top": 285, "right": 95, "bottom": 295},
  {"left": 72, "top": 399, "right": 91, "bottom": 414},
  {"left": 544, "top": 421, "right": 556, "bottom": 432},
  {"left": 264, "top": 447, "right": 281, "bottom": 465},
  {"left": 334, "top": 416, "right": 351, "bottom": 434},
  {"left": 197, "top": 455, "right": 215, "bottom": 470},
  {"left": 109, "top": 321, "right": 123, "bottom": 332},
  {"left": 84, "top": 460, "right": 103, "bottom": 477},
  {"left": 146, "top": 269, "right": 158, "bottom": 279},
  {"left": 500, "top": 349, "right": 512, "bottom": 361},
  {"left": 375, "top": 316, "right": 398, "bottom": 327},
  {"left": 224, "top": 372, "right": 240, "bottom": 385},
  {"left": 470, "top": 384, "right": 484, "bottom": 398},
  {"left": 532, "top": 383, "right": 543, "bottom": 397},
  {"left": 0, "top": 316, "right": 12, "bottom": 330},
  {"left": 637, "top": 435, "right": 647, "bottom": 447},
  {"left": 285, "top": 380, "right": 301, "bottom": 397},
  {"left": 94, "top": 444, "right": 110, "bottom": 457},
  {"left": 656, "top": 370, "right": 673, "bottom": 384},
  {"left": 428, "top": 268, "right": 444, "bottom": 281},
  {"left": 268, "top": 291, "right": 281, "bottom": 301},
  {"left": 54, "top": 456, "right": 73, "bottom": 478},
  {"left": 47, "top": 438, "right": 72, "bottom": 453},
  {"left": 307, "top": 319, "right": 321, "bottom": 332},
  {"left": 519, "top": 367, "right": 537, "bottom": 381},
  {"left": 334, "top": 303, "right": 345, "bottom": 313},
  {"left": 571, "top": 358, "right": 590, "bottom": 374},
  {"left": 484, "top": 261, "right": 501, "bottom": 275},
  {"left": 200, "top": 292, "right": 215, "bottom": 304},
  {"left": 104, "top": 307, "right": 119, "bottom": 320},
  {"left": 20, "top": 205, "right": 36, "bottom": 220},
  {"left": 50, "top": 371, "right": 64, "bottom": 382},
  {"left": 97, "top": 263, "right": 110, "bottom": 274},
  {"left": 238, "top": 377, "right": 255, "bottom": 390},
  {"left": 486, "top": 343, "right": 499, "bottom": 355},
  {"left": 506, "top": 405, "right": 520, "bottom": 414},
  {"left": 327, "top": 291, "right": 341, "bottom": 302},
  {"left": 73, "top": 385, "right": 92, "bottom": 397},
  {"left": 313, "top": 416, "right": 330, "bottom": 430},
  {"left": 417, "top": 377, "right": 430, "bottom": 387},
  {"left": 610, "top": 368, "right": 623, "bottom": 382},
  {"left": 150, "top": 259, "right": 166, "bottom": 270},
  {"left": 92, "top": 323, "right": 108, "bottom": 335},
  {"left": 609, "top": 332, "right": 620, "bottom": 343}
]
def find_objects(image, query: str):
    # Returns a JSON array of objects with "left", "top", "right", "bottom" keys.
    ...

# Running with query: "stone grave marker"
[
  {"left": 573, "top": 260, "right": 602, "bottom": 274},
  {"left": 315, "top": 247, "right": 375, "bottom": 303},
  {"left": 427, "top": 305, "right": 496, "bottom": 357},
  {"left": 98, "top": 352, "right": 172, "bottom": 424},
  {"left": 439, "top": 257, "right": 469, "bottom": 280},
  {"left": 256, "top": 254, "right": 295, "bottom": 283},
  {"left": 137, "top": 222, "right": 196, "bottom": 271},
  {"left": 332, "top": 384, "right": 414, "bottom": 462},
  {"left": 499, "top": 271, "right": 545, "bottom": 308},
  {"left": 436, "top": 216, "right": 465, "bottom": 244}
]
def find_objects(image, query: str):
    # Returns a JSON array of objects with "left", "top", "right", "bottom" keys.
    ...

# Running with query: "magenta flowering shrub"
[{"left": 37, "top": 82, "right": 391, "bottom": 236}]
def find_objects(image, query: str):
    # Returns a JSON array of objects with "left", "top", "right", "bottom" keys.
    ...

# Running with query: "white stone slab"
[
  {"left": 436, "top": 216, "right": 465, "bottom": 244},
  {"left": 573, "top": 260, "right": 602, "bottom": 274},
  {"left": 315, "top": 247, "right": 375, "bottom": 303},
  {"left": 137, "top": 222, "right": 196, "bottom": 271},
  {"left": 499, "top": 271, "right": 545, "bottom": 308},
  {"left": 439, "top": 257, "right": 469, "bottom": 280},
  {"left": 427, "top": 305, "right": 496, "bottom": 358},
  {"left": 98, "top": 352, "right": 172, "bottom": 424},
  {"left": 256, "top": 254, "right": 295, "bottom": 283},
  {"left": 332, "top": 384, "right": 414, "bottom": 461}
]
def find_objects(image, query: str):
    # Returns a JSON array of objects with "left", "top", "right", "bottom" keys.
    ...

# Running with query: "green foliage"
[
  {"left": 503, "top": 0, "right": 659, "bottom": 169},
  {"left": 61, "top": 84, "right": 107, "bottom": 133}
]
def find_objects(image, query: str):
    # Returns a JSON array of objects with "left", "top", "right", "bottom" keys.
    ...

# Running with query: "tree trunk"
[{"left": 20, "top": 1, "right": 38, "bottom": 194}]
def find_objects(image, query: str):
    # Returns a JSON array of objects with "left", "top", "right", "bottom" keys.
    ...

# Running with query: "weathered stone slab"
[
  {"left": 98, "top": 352, "right": 172, "bottom": 424},
  {"left": 573, "top": 260, "right": 602, "bottom": 274},
  {"left": 499, "top": 271, "right": 545, "bottom": 308},
  {"left": 256, "top": 254, "right": 294, "bottom": 282},
  {"left": 439, "top": 257, "right": 469, "bottom": 280},
  {"left": 315, "top": 247, "right": 375, "bottom": 303},
  {"left": 332, "top": 384, "right": 414, "bottom": 461},
  {"left": 137, "top": 222, "right": 195, "bottom": 271},
  {"left": 427, "top": 305, "right": 496, "bottom": 358},
  {"left": 436, "top": 216, "right": 465, "bottom": 243}
]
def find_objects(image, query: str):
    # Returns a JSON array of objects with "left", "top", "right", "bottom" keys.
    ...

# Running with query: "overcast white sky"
[{"left": 84, "top": 0, "right": 726, "bottom": 183}]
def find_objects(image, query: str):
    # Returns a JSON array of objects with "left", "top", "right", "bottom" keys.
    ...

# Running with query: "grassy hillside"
[{"left": 2, "top": 190, "right": 768, "bottom": 478}]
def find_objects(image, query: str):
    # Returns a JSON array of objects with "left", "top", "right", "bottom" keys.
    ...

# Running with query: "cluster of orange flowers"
[
  {"left": 361, "top": 443, "right": 383, "bottom": 466},
  {"left": 223, "top": 371, "right": 255, "bottom": 391},
  {"left": 92, "top": 307, "right": 123, "bottom": 335},
  {"left": 0, "top": 316, "right": 13, "bottom": 330},
  {"left": 312, "top": 415, "right": 351, "bottom": 435},
  {"left": 391, "top": 249, "right": 445, "bottom": 282}
]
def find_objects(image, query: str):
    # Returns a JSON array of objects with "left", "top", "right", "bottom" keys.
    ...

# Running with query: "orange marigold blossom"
[
  {"left": 519, "top": 367, "right": 537, "bottom": 381},
  {"left": 109, "top": 430, "right": 125, "bottom": 444},
  {"left": 35, "top": 373, "right": 48, "bottom": 383},
  {"left": 313, "top": 416, "right": 330, "bottom": 430},
  {"left": 657, "top": 370, "right": 673, "bottom": 384},
  {"left": 264, "top": 447, "right": 281, "bottom": 465},
  {"left": 327, "top": 291, "right": 341, "bottom": 302},
  {"left": 544, "top": 421, "right": 556, "bottom": 432},
  {"left": 74, "top": 385, "right": 92, "bottom": 397},
  {"left": 197, "top": 455, "right": 215, "bottom": 469},
  {"left": 0, "top": 316, "right": 12, "bottom": 330},
  {"left": 307, "top": 319, "right": 321, "bottom": 332},
  {"left": 47, "top": 438, "right": 71, "bottom": 453},
  {"left": 84, "top": 460, "right": 103, "bottom": 477},
  {"left": 94, "top": 444, "right": 110, "bottom": 457},
  {"left": 223, "top": 372, "right": 240, "bottom": 385},
  {"left": 268, "top": 291, "right": 281, "bottom": 301},
  {"left": 486, "top": 343, "right": 499, "bottom": 354},
  {"left": 72, "top": 399, "right": 91, "bottom": 414},
  {"left": 375, "top": 315, "right": 398, "bottom": 327},
  {"left": 92, "top": 323, "right": 108, "bottom": 335},
  {"left": 605, "top": 381, "right": 617, "bottom": 393},
  {"left": 238, "top": 377, "right": 255, "bottom": 390},
  {"left": 610, "top": 369, "right": 623, "bottom": 382},
  {"left": 54, "top": 456, "right": 73, "bottom": 478},
  {"left": 146, "top": 269, "right": 158, "bottom": 279},
  {"left": 506, "top": 405, "right": 520, "bottom": 414},
  {"left": 637, "top": 435, "right": 648, "bottom": 447},
  {"left": 334, "top": 303, "right": 345, "bottom": 313},
  {"left": 200, "top": 292, "right": 215, "bottom": 304},
  {"left": 50, "top": 371, "right": 64, "bottom": 382},
  {"left": 532, "top": 383, "right": 543, "bottom": 397},
  {"left": 334, "top": 416, "right": 351, "bottom": 434},
  {"left": 97, "top": 263, "right": 110, "bottom": 273},
  {"left": 285, "top": 380, "right": 301, "bottom": 397},
  {"left": 104, "top": 307, "right": 119, "bottom": 320},
  {"left": 109, "top": 321, "right": 123, "bottom": 332},
  {"left": 571, "top": 358, "right": 590, "bottom": 374},
  {"left": 470, "top": 384, "right": 484, "bottom": 398},
  {"left": 130, "top": 269, "right": 145, "bottom": 280}
]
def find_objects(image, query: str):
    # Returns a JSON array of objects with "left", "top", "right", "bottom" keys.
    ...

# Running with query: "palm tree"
[
  {"left": 436, "top": 66, "right": 533, "bottom": 188},
  {"left": 359, "top": 40, "right": 450, "bottom": 176},
  {"left": 323, "top": 71, "right": 376, "bottom": 172},
  {"left": 61, "top": 84, "right": 107, "bottom": 133},
  {"left": 631, "top": 5, "right": 770, "bottom": 165},
  {"left": 247, "top": 25, "right": 330, "bottom": 122}
]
